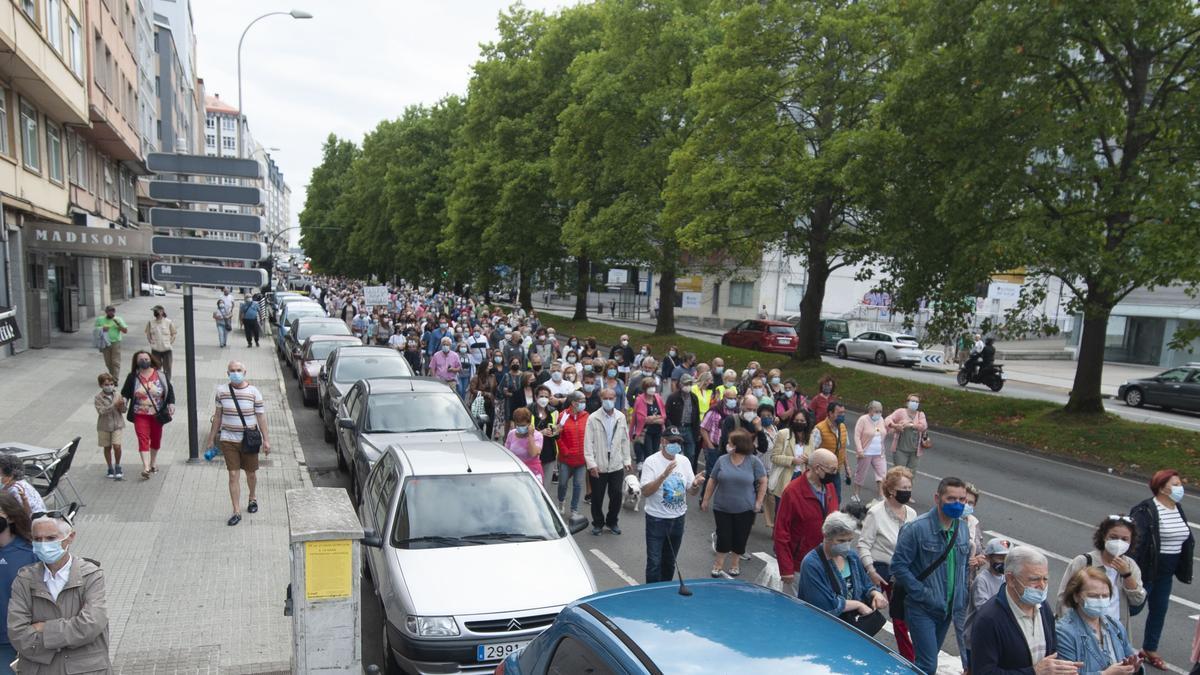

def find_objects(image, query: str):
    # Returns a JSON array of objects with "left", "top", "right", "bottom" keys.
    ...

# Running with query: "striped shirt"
[
  {"left": 1156, "top": 501, "right": 1190, "bottom": 554},
  {"left": 216, "top": 384, "right": 265, "bottom": 442}
]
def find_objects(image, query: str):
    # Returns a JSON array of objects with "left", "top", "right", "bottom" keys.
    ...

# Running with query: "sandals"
[
  {"left": 227, "top": 514, "right": 242, "bottom": 526},
  {"left": 729, "top": 568, "right": 741, "bottom": 577},
  {"left": 710, "top": 568, "right": 722, "bottom": 578},
  {"left": 140, "top": 470, "right": 151, "bottom": 480},
  {"left": 1139, "top": 651, "right": 1166, "bottom": 671}
]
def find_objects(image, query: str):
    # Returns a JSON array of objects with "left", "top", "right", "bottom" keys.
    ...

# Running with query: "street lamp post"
[{"left": 235, "top": 10, "right": 312, "bottom": 161}]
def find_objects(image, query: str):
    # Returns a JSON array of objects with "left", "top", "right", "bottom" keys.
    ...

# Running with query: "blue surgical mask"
[
  {"left": 1170, "top": 485, "right": 1185, "bottom": 503},
  {"left": 835, "top": 415, "right": 846, "bottom": 425},
  {"left": 962, "top": 504, "right": 975, "bottom": 518},
  {"left": 583, "top": 383, "right": 596, "bottom": 393},
  {"left": 607, "top": 369, "right": 617, "bottom": 378},
  {"left": 870, "top": 413, "right": 882, "bottom": 422},
  {"left": 1019, "top": 583, "right": 1047, "bottom": 607},
  {"left": 762, "top": 416, "right": 775, "bottom": 427},
  {"left": 724, "top": 399, "right": 737, "bottom": 409},
  {"left": 228, "top": 372, "right": 245, "bottom": 384},
  {"left": 601, "top": 399, "right": 615, "bottom": 412},
  {"left": 907, "top": 401, "right": 919, "bottom": 411},
  {"left": 664, "top": 442, "right": 681, "bottom": 457},
  {"left": 714, "top": 367, "right": 724, "bottom": 376},
  {"left": 441, "top": 345, "right": 451, "bottom": 353},
  {"left": 940, "top": 500, "right": 965, "bottom": 519},
  {"left": 516, "top": 425, "right": 529, "bottom": 434},
  {"left": 831, "top": 542, "right": 853, "bottom": 557},
  {"left": 33, "top": 539, "right": 66, "bottom": 565},
  {"left": 770, "top": 377, "right": 781, "bottom": 386},
  {"left": 1081, "top": 596, "right": 1110, "bottom": 618}
]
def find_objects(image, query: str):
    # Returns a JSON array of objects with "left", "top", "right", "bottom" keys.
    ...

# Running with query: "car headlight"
[{"left": 406, "top": 615, "right": 460, "bottom": 637}]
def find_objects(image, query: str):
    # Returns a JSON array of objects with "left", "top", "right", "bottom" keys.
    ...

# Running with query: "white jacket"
[
  {"left": 583, "top": 409, "right": 632, "bottom": 473},
  {"left": 145, "top": 318, "right": 177, "bottom": 352}
]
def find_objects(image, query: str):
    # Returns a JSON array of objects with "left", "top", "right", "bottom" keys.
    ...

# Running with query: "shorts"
[
  {"left": 220, "top": 440, "right": 260, "bottom": 473},
  {"left": 853, "top": 453, "right": 887, "bottom": 486},
  {"left": 97, "top": 429, "right": 123, "bottom": 447},
  {"left": 133, "top": 414, "right": 163, "bottom": 453}
]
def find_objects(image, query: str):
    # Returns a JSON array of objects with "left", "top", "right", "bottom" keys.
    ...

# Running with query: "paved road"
[{"left": 277, "top": 335, "right": 1200, "bottom": 673}]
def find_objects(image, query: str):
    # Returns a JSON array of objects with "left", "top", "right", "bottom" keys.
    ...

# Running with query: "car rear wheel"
[
  {"left": 874, "top": 351, "right": 888, "bottom": 366},
  {"left": 323, "top": 417, "right": 335, "bottom": 443},
  {"left": 1123, "top": 388, "right": 1144, "bottom": 408},
  {"left": 837, "top": 346, "right": 848, "bottom": 359}
]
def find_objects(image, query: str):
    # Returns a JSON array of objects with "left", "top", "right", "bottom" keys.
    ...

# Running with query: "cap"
[
  {"left": 984, "top": 537, "right": 1010, "bottom": 556},
  {"left": 104, "top": 304, "right": 116, "bottom": 312},
  {"left": 663, "top": 425, "right": 683, "bottom": 440}
]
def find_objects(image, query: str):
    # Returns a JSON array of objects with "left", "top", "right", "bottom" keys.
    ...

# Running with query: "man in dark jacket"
[
  {"left": 665, "top": 374, "right": 701, "bottom": 469},
  {"left": 969, "top": 545, "right": 1080, "bottom": 675},
  {"left": 718, "top": 394, "right": 769, "bottom": 455}
]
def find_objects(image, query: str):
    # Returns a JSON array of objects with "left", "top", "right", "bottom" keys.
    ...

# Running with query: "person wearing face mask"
[
  {"left": 580, "top": 372, "right": 602, "bottom": 413},
  {"left": 691, "top": 371, "right": 714, "bottom": 419},
  {"left": 609, "top": 335, "right": 634, "bottom": 378},
  {"left": 1055, "top": 516, "right": 1146, "bottom": 636},
  {"left": 859, "top": 467, "right": 918, "bottom": 661},
  {"left": 240, "top": 294, "right": 262, "bottom": 348},
  {"left": 1055, "top": 568, "right": 1142, "bottom": 675},
  {"left": 701, "top": 430, "right": 767, "bottom": 578},
  {"left": 630, "top": 378, "right": 666, "bottom": 468},
  {"left": 718, "top": 394, "right": 770, "bottom": 459},
  {"left": 965, "top": 538, "right": 1010, "bottom": 656},
  {"left": 772, "top": 375, "right": 797, "bottom": 423},
  {"left": 581, "top": 337, "right": 599, "bottom": 360},
  {"left": 454, "top": 340, "right": 475, "bottom": 401},
  {"left": 545, "top": 363, "right": 574, "bottom": 405},
  {"left": 699, "top": 388, "right": 738, "bottom": 495},
  {"left": 530, "top": 386, "right": 560, "bottom": 486},
  {"left": 120, "top": 350, "right": 175, "bottom": 481},
  {"left": 529, "top": 354, "right": 550, "bottom": 387},
  {"left": 632, "top": 344, "right": 652, "bottom": 370},
  {"left": 852, "top": 401, "right": 889, "bottom": 502},
  {"left": 555, "top": 392, "right": 590, "bottom": 518},
  {"left": 639, "top": 426, "right": 705, "bottom": 583},
  {"left": 9, "top": 513, "right": 111, "bottom": 675},
  {"left": 811, "top": 374, "right": 836, "bottom": 424},
  {"left": 627, "top": 357, "right": 659, "bottom": 402},
  {"left": 0, "top": 493, "right": 35, "bottom": 672},
  {"left": 94, "top": 304, "right": 128, "bottom": 380},
  {"left": 665, "top": 375, "right": 702, "bottom": 471},
  {"left": 584, "top": 388, "right": 633, "bottom": 536},
  {"left": 601, "top": 360, "right": 626, "bottom": 410},
  {"left": 970, "top": 546, "right": 1082, "bottom": 675},
  {"left": 886, "top": 393, "right": 929, "bottom": 491},
  {"left": 505, "top": 407, "right": 545, "bottom": 481},
  {"left": 428, "top": 336, "right": 462, "bottom": 387},
  {"left": 768, "top": 410, "right": 816, "bottom": 527},
  {"left": 0, "top": 455, "right": 45, "bottom": 517},
  {"left": 660, "top": 345, "right": 681, "bottom": 383},
  {"left": 205, "top": 360, "right": 271, "bottom": 527},
  {"left": 401, "top": 336, "right": 424, "bottom": 374},
  {"left": 94, "top": 373, "right": 126, "bottom": 481},
  {"left": 810, "top": 401, "right": 849, "bottom": 502},
  {"left": 1130, "top": 468, "right": 1193, "bottom": 670},
  {"left": 891, "top": 476, "right": 972, "bottom": 675},
  {"left": 775, "top": 448, "right": 841, "bottom": 596},
  {"left": 798, "top": 511, "right": 888, "bottom": 631},
  {"left": 143, "top": 305, "right": 176, "bottom": 381},
  {"left": 427, "top": 316, "right": 453, "bottom": 362},
  {"left": 468, "top": 368, "right": 497, "bottom": 439},
  {"left": 714, "top": 367, "right": 739, "bottom": 402}
]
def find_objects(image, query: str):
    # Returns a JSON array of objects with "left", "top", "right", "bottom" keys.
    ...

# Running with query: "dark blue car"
[{"left": 497, "top": 579, "right": 920, "bottom": 674}]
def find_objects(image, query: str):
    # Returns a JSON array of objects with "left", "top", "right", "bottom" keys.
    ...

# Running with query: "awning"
[
  {"left": 0, "top": 307, "right": 20, "bottom": 347},
  {"left": 25, "top": 220, "right": 153, "bottom": 259}
]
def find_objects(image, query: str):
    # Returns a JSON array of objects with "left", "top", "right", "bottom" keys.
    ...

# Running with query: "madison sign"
[{"left": 27, "top": 222, "right": 152, "bottom": 257}]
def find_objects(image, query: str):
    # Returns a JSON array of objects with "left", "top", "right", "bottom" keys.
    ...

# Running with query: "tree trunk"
[
  {"left": 795, "top": 259, "right": 830, "bottom": 362},
  {"left": 573, "top": 256, "right": 590, "bottom": 321},
  {"left": 518, "top": 266, "right": 533, "bottom": 312},
  {"left": 655, "top": 262, "right": 677, "bottom": 335},
  {"left": 1065, "top": 304, "right": 1110, "bottom": 414}
]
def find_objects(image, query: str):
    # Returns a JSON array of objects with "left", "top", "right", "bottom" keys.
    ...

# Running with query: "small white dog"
[{"left": 622, "top": 473, "right": 643, "bottom": 512}]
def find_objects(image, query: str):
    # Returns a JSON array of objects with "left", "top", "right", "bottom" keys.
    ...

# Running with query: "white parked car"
[
  {"left": 836, "top": 331, "right": 923, "bottom": 366},
  {"left": 140, "top": 282, "right": 166, "bottom": 296}
]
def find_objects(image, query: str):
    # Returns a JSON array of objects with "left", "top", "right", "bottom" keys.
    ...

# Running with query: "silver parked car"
[
  {"left": 836, "top": 330, "right": 924, "bottom": 366},
  {"left": 360, "top": 440, "right": 594, "bottom": 675}
]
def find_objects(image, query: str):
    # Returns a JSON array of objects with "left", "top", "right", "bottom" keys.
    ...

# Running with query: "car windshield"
[
  {"left": 392, "top": 473, "right": 563, "bottom": 548},
  {"left": 286, "top": 308, "right": 324, "bottom": 323},
  {"left": 334, "top": 354, "right": 412, "bottom": 383},
  {"left": 768, "top": 326, "right": 797, "bottom": 335},
  {"left": 895, "top": 335, "right": 920, "bottom": 345},
  {"left": 296, "top": 322, "right": 349, "bottom": 342},
  {"left": 366, "top": 392, "right": 474, "bottom": 432},
  {"left": 308, "top": 340, "right": 358, "bottom": 361},
  {"left": 1158, "top": 368, "right": 1190, "bottom": 383}
]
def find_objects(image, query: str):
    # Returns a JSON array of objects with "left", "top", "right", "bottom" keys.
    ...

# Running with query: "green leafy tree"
[
  {"left": 872, "top": 0, "right": 1200, "bottom": 413},
  {"left": 666, "top": 0, "right": 896, "bottom": 359},
  {"left": 299, "top": 134, "right": 359, "bottom": 275}
]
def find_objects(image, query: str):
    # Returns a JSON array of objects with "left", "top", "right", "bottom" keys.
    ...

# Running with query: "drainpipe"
[{"left": 0, "top": 206, "right": 11, "bottom": 357}]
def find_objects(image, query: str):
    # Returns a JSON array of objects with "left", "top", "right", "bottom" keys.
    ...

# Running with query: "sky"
[{"left": 192, "top": 0, "right": 572, "bottom": 249}]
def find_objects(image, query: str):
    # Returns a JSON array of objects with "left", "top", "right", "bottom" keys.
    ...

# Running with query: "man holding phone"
[{"left": 639, "top": 426, "right": 705, "bottom": 583}]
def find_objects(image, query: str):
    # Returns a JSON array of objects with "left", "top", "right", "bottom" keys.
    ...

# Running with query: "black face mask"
[
  {"left": 990, "top": 561, "right": 1005, "bottom": 575},
  {"left": 819, "top": 471, "right": 837, "bottom": 485},
  {"left": 894, "top": 490, "right": 912, "bottom": 504}
]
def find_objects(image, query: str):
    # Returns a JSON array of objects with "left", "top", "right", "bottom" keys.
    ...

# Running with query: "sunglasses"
[
  {"left": 1106, "top": 514, "right": 1134, "bottom": 524},
  {"left": 32, "top": 510, "right": 74, "bottom": 526}
]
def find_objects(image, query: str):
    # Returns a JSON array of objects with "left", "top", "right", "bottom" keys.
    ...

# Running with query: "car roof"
[
  {"left": 387, "top": 439, "right": 525, "bottom": 477},
  {"left": 579, "top": 580, "right": 918, "bottom": 674},
  {"left": 756, "top": 320, "right": 795, "bottom": 327},
  {"left": 364, "top": 377, "right": 454, "bottom": 394},
  {"left": 293, "top": 317, "right": 344, "bottom": 327},
  {"left": 304, "top": 334, "right": 361, "bottom": 345},
  {"left": 336, "top": 345, "right": 405, "bottom": 358}
]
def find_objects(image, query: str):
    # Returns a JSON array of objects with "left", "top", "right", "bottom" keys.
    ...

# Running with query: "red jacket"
[
  {"left": 773, "top": 471, "right": 839, "bottom": 578},
  {"left": 556, "top": 410, "right": 589, "bottom": 468}
]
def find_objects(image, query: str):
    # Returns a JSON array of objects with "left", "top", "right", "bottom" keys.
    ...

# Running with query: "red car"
[
  {"left": 721, "top": 319, "right": 799, "bottom": 354},
  {"left": 298, "top": 335, "right": 363, "bottom": 406}
]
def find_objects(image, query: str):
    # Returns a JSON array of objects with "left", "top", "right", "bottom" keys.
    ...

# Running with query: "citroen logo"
[{"left": 507, "top": 618, "right": 522, "bottom": 631}]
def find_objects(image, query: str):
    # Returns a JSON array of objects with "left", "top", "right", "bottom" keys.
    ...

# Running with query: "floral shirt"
[{"left": 132, "top": 371, "right": 166, "bottom": 415}]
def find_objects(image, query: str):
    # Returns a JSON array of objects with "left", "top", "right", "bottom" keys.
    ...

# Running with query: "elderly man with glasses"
[{"left": 8, "top": 509, "right": 111, "bottom": 674}]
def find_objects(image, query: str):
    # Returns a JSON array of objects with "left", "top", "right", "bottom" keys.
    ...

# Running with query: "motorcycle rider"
[
  {"left": 962, "top": 333, "right": 983, "bottom": 379},
  {"left": 977, "top": 336, "right": 997, "bottom": 380}
]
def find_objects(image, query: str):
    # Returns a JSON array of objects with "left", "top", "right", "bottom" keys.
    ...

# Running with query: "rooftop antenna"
[{"left": 665, "top": 527, "right": 692, "bottom": 596}]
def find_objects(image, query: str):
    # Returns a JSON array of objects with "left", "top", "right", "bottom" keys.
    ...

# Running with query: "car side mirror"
[
  {"left": 338, "top": 418, "right": 355, "bottom": 430},
  {"left": 568, "top": 513, "right": 589, "bottom": 535},
  {"left": 319, "top": 371, "right": 327, "bottom": 381},
  {"left": 361, "top": 529, "right": 383, "bottom": 549}
]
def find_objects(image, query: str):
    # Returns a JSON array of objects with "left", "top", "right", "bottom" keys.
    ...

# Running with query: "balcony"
[{"left": 0, "top": 4, "right": 87, "bottom": 126}]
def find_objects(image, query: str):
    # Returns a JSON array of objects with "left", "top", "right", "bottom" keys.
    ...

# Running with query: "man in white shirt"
[{"left": 640, "top": 426, "right": 704, "bottom": 583}]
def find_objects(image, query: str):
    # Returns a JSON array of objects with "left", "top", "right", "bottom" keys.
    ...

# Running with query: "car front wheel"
[
  {"left": 837, "top": 346, "right": 848, "bottom": 359},
  {"left": 1123, "top": 388, "right": 1144, "bottom": 408}
]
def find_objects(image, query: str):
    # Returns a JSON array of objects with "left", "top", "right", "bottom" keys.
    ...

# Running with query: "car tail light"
[{"left": 303, "top": 373, "right": 313, "bottom": 385}]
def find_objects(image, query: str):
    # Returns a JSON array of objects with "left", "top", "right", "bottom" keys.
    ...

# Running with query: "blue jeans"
[
  {"left": 678, "top": 427, "right": 697, "bottom": 471},
  {"left": 645, "top": 514, "right": 686, "bottom": 583},
  {"left": 456, "top": 373, "right": 471, "bottom": 401},
  {"left": 905, "top": 605, "right": 952, "bottom": 675},
  {"left": 702, "top": 447, "right": 720, "bottom": 494},
  {"left": 1142, "top": 552, "right": 1180, "bottom": 651},
  {"left": 215, "top": 320, "right": 227, "bottom": 347},
  {"left": 557, "top": 464, "right": 586, "bottom": 512},
  {"left": 635, "top": 425, "right": 663, "bottom": 463}
]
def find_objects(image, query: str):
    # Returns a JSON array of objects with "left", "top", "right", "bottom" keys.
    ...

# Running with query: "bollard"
[{"left": 286, "top": 487, "right": 365, "bottom": 673}]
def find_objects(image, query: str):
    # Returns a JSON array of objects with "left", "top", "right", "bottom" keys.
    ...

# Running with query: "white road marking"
[{"left": 589, "top": 549, "right": 638, "bottom": 587}]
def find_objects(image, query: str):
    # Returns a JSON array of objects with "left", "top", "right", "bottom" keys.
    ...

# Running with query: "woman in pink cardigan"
[
  {"left": 884, "top": 393, "right": 928, "bottom": 492},
  {"left": 630, "top": 378, "right": 666, "bottom": 467},
  {"left": 505, "top": 407, "right": 545, "bottom": 480},
  {"left": 852, "top": 400, "right": 889, "bottom": 501}
]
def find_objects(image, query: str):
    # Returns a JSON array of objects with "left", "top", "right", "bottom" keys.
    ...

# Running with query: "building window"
[
  {"left": 19, "top": 99, "right": 40, "bottom": 172},
  {"left": 222, "top": 136, "right": 235, "bottom": 150},
  {"left": 221, "top": 116, "right": 235, "bottom": 132},
  {"left": 67, "top": 131, "right": 87, "bottom": 189},
  {"left": 20, "top": 0, "right": 37, "bottom": 22},
  {"left": 47, "top": 0, "right": 62, "bottom": 52},
  {"left": 0, "top": 90, "right": 9, "bottom": 157},
  {"left": 205, "top": 133, "right": 215, "bottom": 147},
  {"left": 67, "top": 14, "right": 82, "bottom": 78},
  {"left": 728, "top": 281, "right": 754, "bottom": 308},
  {"left": 206, "top": 116, "right": 215, "bottom": 129},
  {"left": 45, "top": 123, "right": 62, "bottom": 183},
  {"left": 103, "top": 163, "right": 114, "bottom": 202},
  {"left": 784, "top": 284, "right": 805, "bottom": 313}
]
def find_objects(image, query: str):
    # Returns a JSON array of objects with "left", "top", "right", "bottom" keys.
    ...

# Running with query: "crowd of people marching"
[{"left": 300, "top": 276, "right": 1195, "bottom": 675}]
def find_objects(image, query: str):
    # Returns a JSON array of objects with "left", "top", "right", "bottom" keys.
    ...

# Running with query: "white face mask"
[
  {"left": 741, "top": 411, "right": 757, "bottom": 423},
  {"left": 1105, "top": 538, "right": 1130, "bottom": 557},
  {"left": 537, "top": 397, "right": 550, "bottom": 408}
]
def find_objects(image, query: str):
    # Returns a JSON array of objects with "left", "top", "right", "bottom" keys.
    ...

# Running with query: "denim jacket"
[
  {"left": 891, "top": 508, "right": 971, "bottom": 618},
  {"left": 1054, "top": 609, "right": 1138, "bottom": 675},
  {"left": 798, "top": 548, "right": 879, "bottom": 615}
]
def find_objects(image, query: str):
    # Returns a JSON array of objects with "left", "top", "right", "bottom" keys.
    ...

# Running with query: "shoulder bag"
[
  {"left": 818, "top": 547, "right": 886, "bottom": 637},
  {"left": 891, "top": 518, "right": 959, "bottom": 620},
  {"left": 229, "top": 385, "right": 262, "bottom": 454},
  {"left": 141, "top": 375, "right": 172, "bottom": 425}
]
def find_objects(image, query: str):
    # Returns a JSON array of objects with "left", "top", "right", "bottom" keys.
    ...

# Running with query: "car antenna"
[
  {"left": 457, "top": 436, "right": 473, "bottom": 473},
  {"left": 664, "top": 528, "right": 692, "bottom": 596}
]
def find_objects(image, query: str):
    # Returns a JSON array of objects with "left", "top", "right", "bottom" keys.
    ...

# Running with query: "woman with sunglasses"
[
  {"left": 1054, "top": 515, "right": 1146, "bottom": 637},
  {"left": 1130, "top": 469, "right": 1192, "bottom": 671}
]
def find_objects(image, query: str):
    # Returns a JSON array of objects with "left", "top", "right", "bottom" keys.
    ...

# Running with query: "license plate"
[
  {"left": 477, "top": 641, "right": 527, "bottom": 661},
  {"left": 1000, "top": 372, "right": 1007, "bottom": 380},
  {"left": 777, "top": 338, "right": 790, "bottom": 344}
]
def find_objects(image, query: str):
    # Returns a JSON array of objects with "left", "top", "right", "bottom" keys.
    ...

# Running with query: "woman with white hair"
[
  {"left": 852, "top": 400, "right": 889, "bottom": 501},
  {"left": 798, "top": 511, "right": 888, "bottom": 632}
]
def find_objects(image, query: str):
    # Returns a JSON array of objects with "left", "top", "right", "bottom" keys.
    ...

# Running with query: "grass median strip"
[{"left": 523, "top": 309, "right": 1200, "bottom": 483}]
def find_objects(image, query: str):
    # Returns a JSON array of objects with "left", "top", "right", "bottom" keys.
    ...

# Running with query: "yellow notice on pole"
[{"left": 305, "top": 539, "right": 352, "bottom": 601}]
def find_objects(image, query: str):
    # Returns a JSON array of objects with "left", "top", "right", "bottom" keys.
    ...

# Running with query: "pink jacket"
[
  {"left": 505, "top": 429, "right": 544, "bottom": 477},
  {"left": 630, "top": 393, "right": 666, "bottom": 439},
  {"left": 884, "top": 408, "right": 927, "bottom": 453},
  {"left": 853, "top": 414, "right": 889, "bottom": 454}
]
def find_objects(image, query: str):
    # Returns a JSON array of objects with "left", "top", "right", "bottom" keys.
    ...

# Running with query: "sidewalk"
[{"left": 0, "top": 288, "right": 308, "bottom": 674}]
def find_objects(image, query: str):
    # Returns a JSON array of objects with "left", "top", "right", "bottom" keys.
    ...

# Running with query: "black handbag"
[
  {"left": 891, "top": 519, "right": 959, "bottom": 620},
  {"left": 140, "top": 375, "right": 172, "bottom": 425},
  {"left": 228, "top": 385, "right": 262, "bottom": 454},
  {"left": 817, "top": 547, "right": 886, "bottom": 637}
]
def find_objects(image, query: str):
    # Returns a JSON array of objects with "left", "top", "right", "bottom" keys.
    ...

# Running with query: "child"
[
  {"left": 95, "top": 372, "right": 126, "bottom": 480},
  {"left": 963, "top": 537, "right": 1010, "bottom": 668},
  {"left": 504, "top": 407, "right": 544, "bottom": 481}
]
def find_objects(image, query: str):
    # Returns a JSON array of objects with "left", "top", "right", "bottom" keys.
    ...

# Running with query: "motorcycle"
[{"left": 957, "top": 362, "right": 1006, "bottom": 392}]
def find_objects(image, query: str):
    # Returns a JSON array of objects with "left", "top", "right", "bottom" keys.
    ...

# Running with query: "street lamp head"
[{"left": 289, "top": 10, "right": 313, "bottom": 19}]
